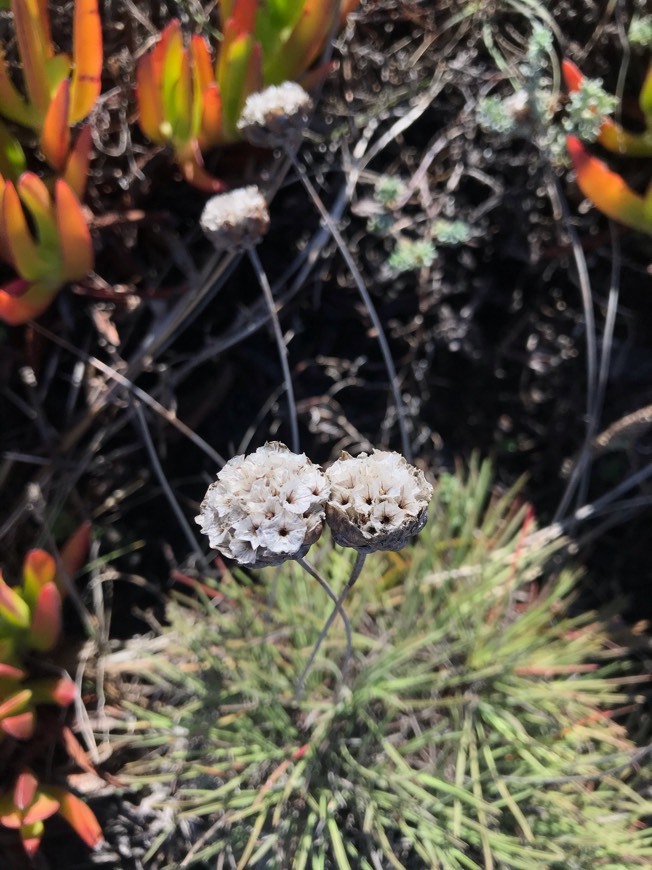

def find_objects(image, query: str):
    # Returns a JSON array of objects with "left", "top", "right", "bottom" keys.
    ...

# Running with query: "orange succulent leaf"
[
  {"left": 63, "top": 125, "right": 93, "bottom": 199},
  {"left": 29, "top": 676, "right": 76, "bottom": 707},
  {"left": 242, "top": 41, "right": 263, "bottom": 103},
  {"left": 21, "top": 825, "right": 44, "bottom": 856},
  {"left": 597, "top": 121, "right": 652, "bottom": 157},
  {"left": 58, "top": 520, "right": 92, "bottom": 583},
  {"left": 191, "top": 35, "right": 215, "bottom": 94},
  {"left": 218, "top": 28, "right": 260, "bottom": 140},
  {"left": 191, "top": 36, "right": 219, "bottom": 143},
  {"left": 230, "top": 0, "right": 258, "bottom": 36},
  {"left": 43, "top": 52, "right": 70, "bottom": 96},
  {"left": 1, "top": 710, "right": 35, "bottom": 740},
  {"left": 0, "top": 575, "right": 30, "bottom": 628},
  {"left": 0, "top": 169, "right": 76, "bottom": 294},
  {"left": 158, "top": 19, "right": 191, "bottom": 143},
  {"left": 2, "top": 181, "right": 55, "bottom": 281},
  {"left": 44, "top": 786, "right": 103, "bottom": 848},
  {"left": 12, "top": 0, "right": 52, "bottom": 116},
  {"left": 69, "top": 0, "right": 102, "bottom": 123},
  {"left": 0, "top": 662, "right": 25, "bottom": 680},
  {"left": 16, "top": 171, "right": 50, "bottom": 212},
  {"left": 35, "top": 0, "right": 54, "bottom": 58},
  {"left": 639, "top": 64, "right": 652, "bottom": 122},
  {"left": 0, "top": 797, "right": 21, "bottom": 828},
  {"left": 177, "top": 142, "right": 226, "bottom": 192},
  {"left": 55, "top": 179, "right": 93, "bottom": 279},
  {"left": 40, "top": 79, "right": 71, "bottom": 172},
  {"left": 269, "top": 0, "right": 335, "bottom": 83},
  {"left": 22, "top": 793, "right": 59, "bottom": 826},
  {"left": 198, "top": 82, "right": 222, "bottom": 149},
  {"left": 567, "top": 135, "right": 652, "bottom": 235},
  {"left": 22, "top": 549, "right": 56, "bottom": 607},
  {"left": 0, "top": 48, "right": 38, "bottom": 127},
  {"left": 0, "top": 120, "right": 26, "bottom": 180},
  {"left": 135, "top": 52, "right": 164, "bottom": 143},
  {"left": 16, "top": 172, "right": 61, "bottom": 261},
  {"left": 561, "top": 58, "right": 584, "bottom": 93},
  {"left": 0, "top": 279, "right": 57, "bottom": 325},
  {"left": 172, "top": 49, "right": 194, "bottom": 145},
  {"left": 0, "top": 688, "right": 33, "bottom": 721},
  {"left": 27, "top": 583, "right": 62, "bottom": 651}
]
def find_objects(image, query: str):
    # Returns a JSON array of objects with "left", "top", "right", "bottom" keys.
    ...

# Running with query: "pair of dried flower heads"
[
  {"left": 195, "top": 443, "right": 434, "bottom": 567},
  {"left": 199, "top": 81, "right": 313, "bottom": 252}
]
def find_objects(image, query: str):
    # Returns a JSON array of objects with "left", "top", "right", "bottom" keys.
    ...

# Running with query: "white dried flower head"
[
  {"left": 237, "top": 82, "right": 313, "bottom": 148},
  {"left": 195, "top": 442, "right": 330, "bottom": 567},
  {"left": 200, "top": 186, "right": 270, "bottom": 252},
  {"left": 325, "top": 450, "right": 433, "bottom": 554}
]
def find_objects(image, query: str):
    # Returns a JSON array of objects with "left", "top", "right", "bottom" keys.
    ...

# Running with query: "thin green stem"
[
  {"left": 296, "top": 556, "right": 353, "bottom": 678},
  {"left": 295, "top": 552, "right": 366, "bottom": 697}
]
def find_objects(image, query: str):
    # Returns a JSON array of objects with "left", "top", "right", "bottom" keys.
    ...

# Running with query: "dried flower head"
[
  {"left": 325, "top": 450, "right": 433, "bottom": 554},
  {"left": 196, "top": 442, "right": 330, "bottom": 567},
  {"left": 200, "top": 186, "right": 270, "bottom": 252},
  {"left": 237, "top": 82, "right": 313, "bottom": 148}
]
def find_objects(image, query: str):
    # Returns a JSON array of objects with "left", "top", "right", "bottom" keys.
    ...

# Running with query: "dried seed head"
[
  {"left": 196, "top": 442, "right": 330, "bottom": 568},
  {"left": 237, "top": 82, "right": 313, "bottom": 148},
  {"left": 200, "top": 186, "right": 270, "bottom": 251},
  {"left": 325, "top": 450, "right": 433, "bottom": 554}
]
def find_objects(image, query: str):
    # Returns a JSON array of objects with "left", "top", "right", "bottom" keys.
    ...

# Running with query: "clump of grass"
[{"left": 104, "top": 459, "right": 652, "bottom": 869}]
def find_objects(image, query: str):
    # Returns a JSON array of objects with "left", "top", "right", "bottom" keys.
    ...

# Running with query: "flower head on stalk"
[
  {"left": 199, "top": 186, "right": 270, "bottom": 252},
  {"left": 325, "top": 450, "right": 433, "bottom": 554},
  {"left": 196, "top": 442, "right": 330, "bottom": 567},
  {"left": 237, "top": 82, "right": 313, "bottom": 148}
]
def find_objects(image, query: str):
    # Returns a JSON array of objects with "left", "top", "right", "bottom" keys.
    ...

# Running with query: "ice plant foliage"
[
  {"left": 0, "top": 544, "right": 100, "bottom": 855},
  {"left": 0, "top": 0, "right": 102, "bottom": 175},
  {"left": 135, "top": 20, "right": 226, "bottom": 192},
  {"left": 200, "top": 185, "right": 270, "bottom": 251},
  {"left": 0, "top": 771, "right": 102, "bottom": 857},
  {"left": 566, "top": 136, "right": 652, "bottom": 236},
  {"left": 196, "top": 442, "right": 330, "bottom": 567},
  {"left": 563, "top": 60, "right": 652, "bottom": 235},
  {"left": 0, "top": 549, "right": 75, "bottom": 743},
  {"left": 0, "top": 0, "right": 99, "bottom": 325},
  {"left": 326, "top": 450, "right": 433, "bottom": 553},
  {"left": 136, "top": 1, "right": 360, "bottom": 187},
  {"left": 563, "top": 59, "right": 652, "bottom": 156},
  {"left": 220, "top": 0, "right": 361, "bottom": 87},
  {"left": 0, "top": 550, "right": 62, "bottom": 656},
  {"left": 0, "top": 172, "right": 94, "bottom": 325}
]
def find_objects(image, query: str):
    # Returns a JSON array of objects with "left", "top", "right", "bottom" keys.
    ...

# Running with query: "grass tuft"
[{"left": 104, "top": 458, "right": 652, "bottom": 869}]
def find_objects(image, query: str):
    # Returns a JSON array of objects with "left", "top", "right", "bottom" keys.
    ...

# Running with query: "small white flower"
[
  {"left": 325, "top": 450, "right": 433, "bottom": 553},
  {"left": 237, "top": 82, "right": 313, "bottom": 148},
  {"left": 200, "top": 186, "right": 270, "bottom": 252},
  {"left": 196, "top": 442, "right": 329, "bottom": 567}
]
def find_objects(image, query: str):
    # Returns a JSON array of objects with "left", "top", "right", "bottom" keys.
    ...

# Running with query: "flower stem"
[
  {"left": 285, "top": 150, "right": 412, "bottom": 462},
  {"left": 247, "top": 246, "right": 300, "bottom": 454},
  {"left": 295, "top": 552, "right": 366, "bottom": 697}
]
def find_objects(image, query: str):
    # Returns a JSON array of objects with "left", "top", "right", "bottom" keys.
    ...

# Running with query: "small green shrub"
[
  {"left": 106, "top": 460, "right": 652, "bottom": 869},
  {"left": 388, "top": 238, "right": 437, "bottom": 272}
]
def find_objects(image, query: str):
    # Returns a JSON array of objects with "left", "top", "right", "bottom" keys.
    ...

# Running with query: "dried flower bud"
[
  {"left": 325, "top": 450, "right": 433, "bottom": 554},
  {"left": 237, "top": 82, "right": 313, "bottom": 148},
  {"left": 196, "top": 442, "right": 330, "bottom": 567},
  {"left": 200, "top": 186, "right": 270, "bottom": 252}
]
